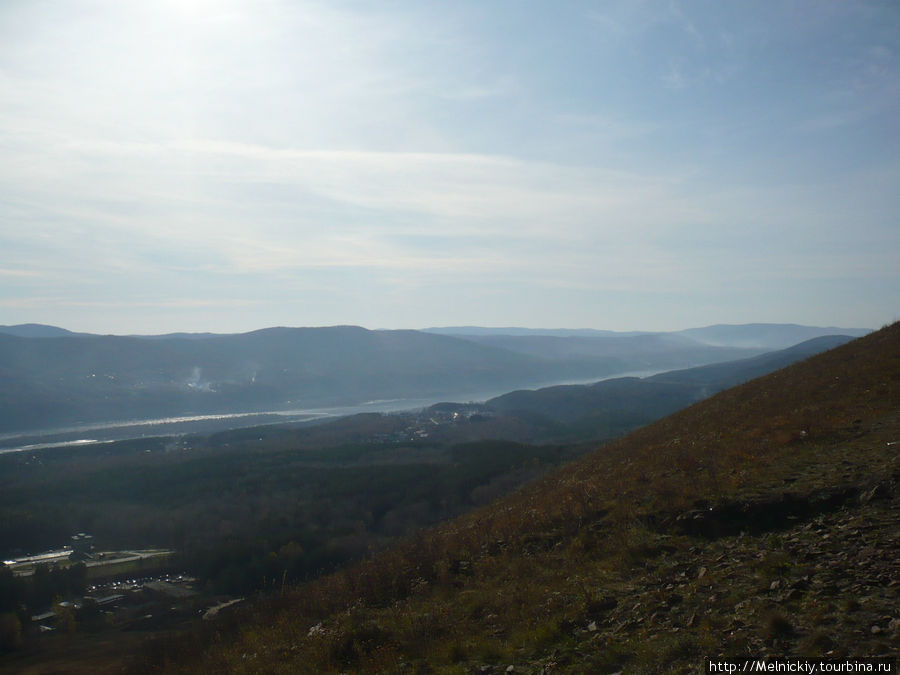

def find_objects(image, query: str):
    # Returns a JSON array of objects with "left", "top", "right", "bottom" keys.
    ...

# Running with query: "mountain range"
[
  {"left": 0, "top": 323, "right": 893, "bottom": 672},
  {"left": 485, "top": 334, "right": 855, "bottom": 428},
  {"left": 0, "top": 323, "right": 870, "bottom": 433},
  {"left": 425, "top": 323, "right": 871, "bottom": 349}
]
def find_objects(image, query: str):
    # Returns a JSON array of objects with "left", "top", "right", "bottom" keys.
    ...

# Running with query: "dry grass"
[{"left": 146, "top": 323, "right": 899, "bottom": 673}]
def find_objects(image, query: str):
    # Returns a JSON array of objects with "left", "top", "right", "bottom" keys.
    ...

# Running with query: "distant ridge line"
[{"left": 0, "top": 322, "right": 874, "bottom": 341}]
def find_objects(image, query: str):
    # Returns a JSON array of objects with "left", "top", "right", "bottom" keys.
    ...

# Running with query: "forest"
[
  {"left": 0, "top": 331, "right": 866, "bottom": 666},
  {"left": 0, "top": 411, "right": 584, "bottom": 598}
]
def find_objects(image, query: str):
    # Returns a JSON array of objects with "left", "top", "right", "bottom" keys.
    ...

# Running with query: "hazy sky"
[{"left": 1, "top": 0, "right": 897, "bottom": 334}]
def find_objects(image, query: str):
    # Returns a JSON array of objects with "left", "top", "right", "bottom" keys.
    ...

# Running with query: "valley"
[
  {"left": 5, "top": 323, "right": 856, "bottom": 436},
  {"left": 3, "top": 2, "right": 894, "bottom": 671},
  {"left": 0, "top": 323, "right": 886, "bottom": 673},
  {"left": 144, "top": 321, "right": 896, "bottom": 673}
]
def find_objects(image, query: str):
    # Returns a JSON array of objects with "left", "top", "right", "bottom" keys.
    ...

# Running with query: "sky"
[{"left": 1, "top": 0, "right": 898, "bottom": 334}]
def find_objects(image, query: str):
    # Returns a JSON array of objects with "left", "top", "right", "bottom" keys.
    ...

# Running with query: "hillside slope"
[
  {"left": 148, "top": 323, "right": 898, "bottom": 673},
  {"left": 484, "top": 335, "right": 854, "bottom": 438}
]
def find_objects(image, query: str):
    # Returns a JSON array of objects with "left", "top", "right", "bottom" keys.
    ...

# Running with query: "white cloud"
[
  {"left": 0, "top": 1, "right": 897, "bottom": 332},
  {"left": 0, "top": 268, "right": 39, "bottom": 278}
]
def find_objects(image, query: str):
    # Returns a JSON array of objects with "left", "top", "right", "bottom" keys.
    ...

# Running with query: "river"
[{"left": 0, "top": 369, "right": 663, "bottom": 455}]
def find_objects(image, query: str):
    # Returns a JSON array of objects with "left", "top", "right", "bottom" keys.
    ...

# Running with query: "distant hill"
[
  {"left": 0, "top": 327, "right": 558, "bottom": 433},
  {"left": 484, "top": 335, "right": 855, "bottom": 437},
  {"left": 132, "top": 332, "right": 226, "bottom": 340},
  {"left": 170, "top": 324, "right": 897, "bottom": 673},
  {"left": 425, "top": 324, "right": 870, "bottom": 373},
  {"left": 423, "top": 326, "right": 650, "bottom": 338},
  {"left": 649, "top": 334, "right": 855, "bottom": 389},
  {"left": 675, "top": 322, "right": 871, "bottom": 349},
  {"left": 0, "top": 324, "right": 815, "bottom": 434},
  {"left": 450, "top": 332, "right": 759, "bottom": 370},
  {"left": 0, "top": 323, "right": 83, "bottom": 338},
  {"left": 425, "top": 322, "right": 871, "bottom": 349}
]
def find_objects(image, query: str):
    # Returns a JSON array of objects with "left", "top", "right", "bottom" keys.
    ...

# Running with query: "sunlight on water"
[
  {"left": 0, "top": 439, "right": 114, "bottom": 455},
  {"left": 0, "top": 369, "right": 668, "bottom": 455}
]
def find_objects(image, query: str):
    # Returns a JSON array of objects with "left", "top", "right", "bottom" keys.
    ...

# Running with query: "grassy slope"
[{"left": 148, "top": 324, "right": 899, "bottom": 673}]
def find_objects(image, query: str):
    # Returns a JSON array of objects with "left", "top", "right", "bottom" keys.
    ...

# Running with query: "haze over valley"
[
  {"left": 1, "top": 321, "right": 896, "bottom": 673},
  {"left": 0, "top": 322, "right": 870, "bottom": 439},
  {"left": 1, "top": 0, "right": 898, "bottom": 671}
]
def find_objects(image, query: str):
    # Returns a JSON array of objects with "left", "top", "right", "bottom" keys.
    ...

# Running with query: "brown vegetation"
[{"left": 142, "top": 323, "right": 898, "bottom": 673}]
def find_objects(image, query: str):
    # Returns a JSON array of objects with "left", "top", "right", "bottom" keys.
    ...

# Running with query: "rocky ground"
[
  {"left": 545, "top": 483, "right": 898, "bottom": 673},
  {"left": 453, "top": 410, "right": 900, "bottom": 674}
]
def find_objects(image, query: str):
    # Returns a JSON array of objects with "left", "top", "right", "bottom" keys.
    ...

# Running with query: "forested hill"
[
  {"left": 0, "top": 325, "right": 769, "bottom": 434},
  {"left": 0, "top": 327, "right": 538, "bottom": 432},
  {"left": 426, "top": 323, "right": 871, "bottom": 349},
  {"left": 483, "top": 334, "right": 855, "bottom": 432},
  {"left": 165, "top": 322, "right": 898, "bottom": 673}
]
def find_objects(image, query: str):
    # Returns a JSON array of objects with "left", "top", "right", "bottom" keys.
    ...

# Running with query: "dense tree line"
[
  {"left": 0, "top": 562, "right": 88, "bottom": 651},
  {"left": 1, "top": 423, "right": 581, "bottom": 597}
]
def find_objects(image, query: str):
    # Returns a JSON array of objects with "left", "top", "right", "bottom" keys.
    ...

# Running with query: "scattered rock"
[
  {"left": 790, "top": 576, "right": 810, "bottom": 590},
  {"left": 586, "top": 595, "right": 618, "bottom": 614},
  {"left": 859, "top": 481, "right": 892, "bottom": 504}
]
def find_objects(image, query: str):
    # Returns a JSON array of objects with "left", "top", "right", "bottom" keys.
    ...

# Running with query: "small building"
[
  {"left": 69, "top": 533, "right": 93, "bottom": 561},
  {"left": 83, "top": 594, "right": 125, "bottom": 608},
  {"left": 30, "top": 611, "right": 56, "bottom": 624}
]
